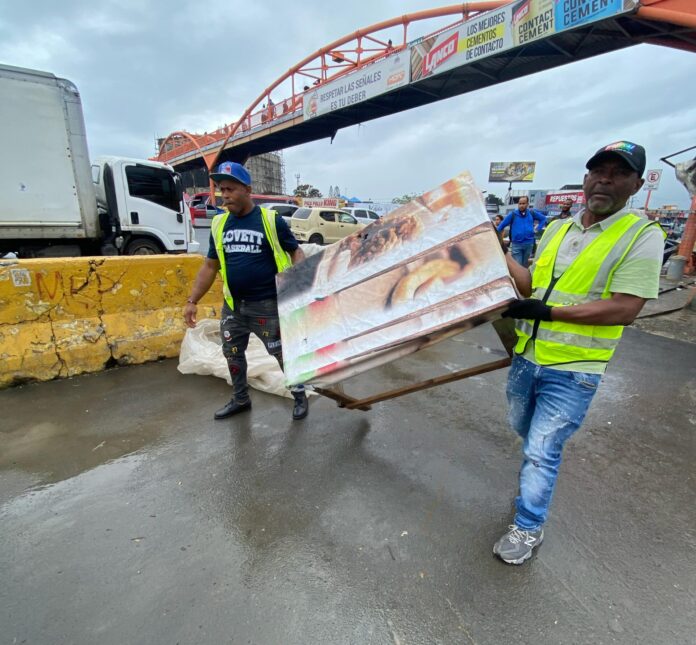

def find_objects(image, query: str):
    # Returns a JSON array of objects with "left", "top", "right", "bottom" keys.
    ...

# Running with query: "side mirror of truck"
[{"left": 173, "top": 174, "right": 185, "bottom": 205}]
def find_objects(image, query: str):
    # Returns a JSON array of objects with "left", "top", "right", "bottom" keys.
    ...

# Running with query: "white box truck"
[{"left": 0, "top": 64, "right": 199, "bottom": 257}]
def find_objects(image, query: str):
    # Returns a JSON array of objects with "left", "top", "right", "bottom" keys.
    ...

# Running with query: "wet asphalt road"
[
  {"left": 1, "top": 326, "right": 695, "bottom": 645},
  {"left": 192, "top": 223, "right": 210, "bottom": 254}
]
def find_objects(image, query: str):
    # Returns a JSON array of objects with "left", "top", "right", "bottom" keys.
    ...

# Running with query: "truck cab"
[
  {"left": 92, "top": 157, "right": 199, "bottom": 255},
  {"left": 0, "top": 63, "right": 199, "bottom": 257}
]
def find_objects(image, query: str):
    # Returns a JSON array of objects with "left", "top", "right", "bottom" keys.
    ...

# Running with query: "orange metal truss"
[
  {"left": 638, "top": 0, "right": 696, "bottom": 30},
  {"left": 155, "top": 0, "right": 696, "bottom": 174},
  {"left": 155, "top": 2, "right": 509, "bottom": 169}
]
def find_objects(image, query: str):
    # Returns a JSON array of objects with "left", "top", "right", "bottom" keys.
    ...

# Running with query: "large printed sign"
[
  {"left": 511, "top": 0, "right": 554, "bottom": 47},
  {"left": 555, "top": 0, "right": 637, "bottom": 31},
  {"left": 304, "top": 52, "right": 410, "bottom": 120},
  {"left": 301, "top": 197, "right": 341, "bottom": 208},
  {"left": 489, "top": 161, "right": 536, "bottom": 182},
  {"left": 410, "top": 0, "right": 638, "bottom": 81},
  {"left": 545, "top": 191, "right": 585, "bottom": 205},
  {"left": 277, "top": 173, "right": 516, "bottom": 387},
  {"left": 411, "top": 5, "right": 512, "bottom": 82}
]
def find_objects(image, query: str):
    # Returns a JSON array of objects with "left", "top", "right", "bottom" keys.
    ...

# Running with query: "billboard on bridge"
[
  {"left": 410, "top": 0, "right": 639, "bottom": 82},
  {"left": 303, "top": 52, "right": 410, "bottom": 121}
]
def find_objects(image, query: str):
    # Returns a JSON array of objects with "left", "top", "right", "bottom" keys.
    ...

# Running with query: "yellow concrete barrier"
[{"left": 0, "top": 255, "right": 221, "bottom": 388}]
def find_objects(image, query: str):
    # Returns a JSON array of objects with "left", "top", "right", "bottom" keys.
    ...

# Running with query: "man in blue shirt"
[
  {"left": 184, "top": 162, "right": 308, "bottom": 421},
  {"left": 496, "top": 196, "right": 546, "bottom": 266}
]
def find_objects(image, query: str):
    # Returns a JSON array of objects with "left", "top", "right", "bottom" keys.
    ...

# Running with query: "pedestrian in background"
[
  {"left": 496, "top": 196, "right": 546, "bottom": 266},
  {"left": 558, "top": 198, "right": 573, "bottom": 219}
]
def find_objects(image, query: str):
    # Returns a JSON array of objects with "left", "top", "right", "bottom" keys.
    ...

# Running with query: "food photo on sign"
[{"left": 276, "top": 172, "right": 518, "bottom": 387}]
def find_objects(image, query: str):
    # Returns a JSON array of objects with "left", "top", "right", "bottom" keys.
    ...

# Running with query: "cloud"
[
  {"left": 0, "top": 27, "right": 79, "bottom": 69},
  {"left": 0, "top": 0, "right": 693, "bottom": 207}
]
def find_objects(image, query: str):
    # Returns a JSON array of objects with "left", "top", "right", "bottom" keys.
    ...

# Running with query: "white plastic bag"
[
  {"left": 178, "top": 318, "right": 299, "bottom": 399},
  {"left": 300, "top": 242, "right": 325, "bottom": 257},
  {"left": 178, "top": 245, "right": 325, "bottom": 397}
]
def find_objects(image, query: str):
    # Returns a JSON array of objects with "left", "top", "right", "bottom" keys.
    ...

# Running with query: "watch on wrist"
[{"left": 187, "top": 298, "right": 197, "bottom": 305}]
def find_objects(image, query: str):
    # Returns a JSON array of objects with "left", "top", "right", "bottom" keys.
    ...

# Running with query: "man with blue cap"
[{"left": 184, "top": 161, "right": 308, "bottom": 420}]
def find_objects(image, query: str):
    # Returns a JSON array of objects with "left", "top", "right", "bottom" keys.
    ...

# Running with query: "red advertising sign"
[
  {"left": 422, "top": 32, "right": 459, "bottom": 77},
  {"left": 545, "top": 192, "right": 585, "bottom": 205}
]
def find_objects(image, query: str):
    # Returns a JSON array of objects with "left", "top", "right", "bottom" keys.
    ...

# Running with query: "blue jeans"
[
  {"left": 506, "top": 356, "right": 601, "bottom": 530},
  {"left": 511, "top": 243, "right": 534, "bottom": 267}
]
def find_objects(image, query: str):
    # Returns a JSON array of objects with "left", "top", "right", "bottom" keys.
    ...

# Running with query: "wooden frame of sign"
[{"left": 313, "top": 319, "right": 517, "bottom": 412}]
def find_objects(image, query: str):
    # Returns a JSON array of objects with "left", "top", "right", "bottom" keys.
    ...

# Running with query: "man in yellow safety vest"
[
  {"left": 493, "top": 141, "right": 665, "bottom": 565},
  {"left": 184, "top": 162, "right": 308, "bottom": 420}
]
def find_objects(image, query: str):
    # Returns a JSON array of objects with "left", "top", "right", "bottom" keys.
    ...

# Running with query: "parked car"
[
  {"left": 341, "top": 207, "right": 381, "bottom": 226},
  {"left": 189, "top": 192, "right": 226, "bottom": 222},
  {"left": 188, "top": 192, "right": 210, "bottom": 221},
  {"left": 290, "top": 208, "right": 364, "bottom": 244},
  {"left": 258, "top": 202, "right": 299, "bottom": 224}
]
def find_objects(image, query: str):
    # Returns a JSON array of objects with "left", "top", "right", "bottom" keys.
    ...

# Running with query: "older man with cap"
[
  {"left": 492, "top": 141, "right": 665, "bottom": 565},
  {"left": 184, "top": 162, "right": 308, "bottom": 421}
]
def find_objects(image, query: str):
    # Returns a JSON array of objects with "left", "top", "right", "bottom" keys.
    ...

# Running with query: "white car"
[
  {"left": 290, "top": 208, "right": 364, "bottom": 244},
  {"left": 258, "top": 202, "right": 299, "bottom": 224},
  {"left": 341, "top": 207, "right": 381, "bottom": 226}
]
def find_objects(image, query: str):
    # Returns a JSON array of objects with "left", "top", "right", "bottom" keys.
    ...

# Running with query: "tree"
[
  {"left": 392, "top": 192, "right": 421, "bottom": 205},
  {"left": 485, "top": 193, "right": 504, "bottom": 206},
  {"left": 294, "top": 183, "right": 322, "bottom": 198}
]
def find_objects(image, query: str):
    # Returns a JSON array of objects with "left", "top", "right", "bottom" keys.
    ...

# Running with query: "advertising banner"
[
  {"left": 555, "top": 0, "right": 639, "bottom": 32},
  {"left": 410, "top": 5, "right": 512, "bottom": 82},
  {"left": 409, "top": 0, "right": 638, "bottom": 81},
  {"left": 303, "top": 52, "right": 410, "bottom": 120},
  {"left": 277, "top": 172, "right": 516, "bottom": 386},
  {"left": 510, "top": 0, "right": 554, "bottom": 47},
  {"left": 489, "top": 161, "right": 536, "bottom": 182},
  {"left": 301, "top": 197, "right": 341, "bottom": 208},
  {"left": 545, "top": 191, "right": 585, "bottom": 205}
]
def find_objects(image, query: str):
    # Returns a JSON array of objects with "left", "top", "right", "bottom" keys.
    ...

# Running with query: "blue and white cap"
[{"left": 209, "top": 161, "right": 252, "bottom": 186}]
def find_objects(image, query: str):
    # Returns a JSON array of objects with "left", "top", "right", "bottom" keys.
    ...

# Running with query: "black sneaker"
[
  {"left": 493, "top": 524, "right": 544, "bottom": 565},
  {"left": 292, "top": 391, "right": 308, "bottom": 420},
  {"left": 214, "top": 399, "right": 251, "bottom": 420}
]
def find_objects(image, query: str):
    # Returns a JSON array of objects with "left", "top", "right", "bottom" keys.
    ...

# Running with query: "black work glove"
[{"left": 502, "top": 299, "right": 553, "bottom": 321}]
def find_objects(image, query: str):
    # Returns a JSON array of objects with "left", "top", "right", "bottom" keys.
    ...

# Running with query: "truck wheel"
[
  {"left": 308, "top": 234, "right": 323, "bottom": 245},
  {"left": 125, "top": 238, "right": 163, "bottom": 255}
]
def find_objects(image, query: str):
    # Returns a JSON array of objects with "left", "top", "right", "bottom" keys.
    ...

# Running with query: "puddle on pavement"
[{"left": 0, "top": 417, "right": 165, "bottom": 490}]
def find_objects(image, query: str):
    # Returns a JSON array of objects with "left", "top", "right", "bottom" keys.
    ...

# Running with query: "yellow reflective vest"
[
  {"left": 515, "top": 212, "right": 664, "bottom": 366},
  {"left": 210, "top": 208, "right": 292, "bottom": 310}
]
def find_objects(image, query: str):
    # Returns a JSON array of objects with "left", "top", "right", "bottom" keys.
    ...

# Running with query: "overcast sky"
[{"left": 1, "top": 0, "right": 695, "bottom": 207}]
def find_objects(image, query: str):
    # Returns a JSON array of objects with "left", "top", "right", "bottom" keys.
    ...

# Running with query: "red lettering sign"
[
  {"left": 545, "top": 192, "right": 585, "bottom": 205},
  {"left": 423, "top": 32, "right": 459, "bottom": 76}
]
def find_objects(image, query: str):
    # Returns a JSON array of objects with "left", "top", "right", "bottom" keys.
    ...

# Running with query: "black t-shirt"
[{"left": 207, "top": 206, "right": 298, "bottom": 301}]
